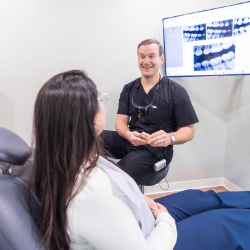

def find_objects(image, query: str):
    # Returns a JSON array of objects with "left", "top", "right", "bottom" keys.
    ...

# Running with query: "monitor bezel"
[{"left": 162, "top": 1, "right": 250, "bottom": 77}]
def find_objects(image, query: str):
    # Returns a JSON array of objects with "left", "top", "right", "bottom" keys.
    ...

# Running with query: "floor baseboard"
[
  {"left": 144, "top": 177, "right": 244, "bottom": 195},
  {"left": 222, "top": 178, "right": 244, "bottom": 192}
]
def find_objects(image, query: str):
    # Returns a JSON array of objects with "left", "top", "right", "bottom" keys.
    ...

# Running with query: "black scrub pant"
[{"left": 101, "top": 130, "right": 169, "bottom": 186}]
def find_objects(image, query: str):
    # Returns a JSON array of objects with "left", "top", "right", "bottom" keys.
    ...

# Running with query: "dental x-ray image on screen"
[
  {"left": 207, "top": 20, "right": 233, "bottom": 40},
  {"left": 183, "top": 24, "right": 206, "bottom": 42},
  {"left": 194, "top": 42, "right": 235, "bottom": 71},
  {"left": 163, "top": 1, "right": 250, "bottom": 76},
  {"left": 233, "top": 17, "right": 250, "bottom": 36}
]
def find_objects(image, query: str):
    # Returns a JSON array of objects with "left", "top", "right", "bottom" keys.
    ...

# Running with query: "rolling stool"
[{"left": 140, "top": 164, "right": 170, "bottom": 194}]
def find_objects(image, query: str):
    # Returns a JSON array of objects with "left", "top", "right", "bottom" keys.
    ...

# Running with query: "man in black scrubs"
[{"left": 102, "top": 39, "right": 199, "bottom": 186}]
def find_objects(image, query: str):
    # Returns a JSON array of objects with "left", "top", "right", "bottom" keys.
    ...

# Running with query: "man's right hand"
[
  {"left": 115, "top": 114, "right": 147, "bottom": 146},
  {"left": 126, "top": 131, "right": 147, "bottom": 146}
]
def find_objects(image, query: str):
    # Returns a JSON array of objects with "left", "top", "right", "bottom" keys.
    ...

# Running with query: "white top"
[{"left": 67, "top": 165, "right": 177, "bottom": 250}]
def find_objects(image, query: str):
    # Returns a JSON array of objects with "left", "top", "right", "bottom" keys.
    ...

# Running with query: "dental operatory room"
[{"left": 1, "top": 0, "right": 250, "bottom": 249}]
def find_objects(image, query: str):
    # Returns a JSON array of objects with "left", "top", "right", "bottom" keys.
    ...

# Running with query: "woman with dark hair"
[
  {"left": 31, "top": 69, "right": 176, "bottom": 250},
  {"left": 32, "top": 70, "right": 250, "bottom": 250}
]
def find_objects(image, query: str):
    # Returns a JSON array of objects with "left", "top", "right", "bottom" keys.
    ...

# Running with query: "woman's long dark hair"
[{"left": 31, "top": 70, "right": 101, "bottom": 249}]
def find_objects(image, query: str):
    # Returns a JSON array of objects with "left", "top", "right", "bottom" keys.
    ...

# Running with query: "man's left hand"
[{"left": 147, "top": 130, "right": 171, "bottom": 147}]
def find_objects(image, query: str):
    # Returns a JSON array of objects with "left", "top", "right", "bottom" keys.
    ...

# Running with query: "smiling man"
[{"left": 101, "top": 39, "right": 199, "bottom": 186}]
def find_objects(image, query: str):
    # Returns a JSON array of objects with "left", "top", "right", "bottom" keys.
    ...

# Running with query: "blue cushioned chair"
[{"left": 0, "top": 127, "right": 44, "bottom": 250}]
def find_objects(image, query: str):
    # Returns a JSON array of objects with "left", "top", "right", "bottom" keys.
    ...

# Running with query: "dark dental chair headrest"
[{"left": 0, "top": 127, "right": 31, "bottom": 174}]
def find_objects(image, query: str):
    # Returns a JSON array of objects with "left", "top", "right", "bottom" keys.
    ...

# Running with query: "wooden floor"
[{"left": 147, "top": 186, "right": 229, "bottom": 200}]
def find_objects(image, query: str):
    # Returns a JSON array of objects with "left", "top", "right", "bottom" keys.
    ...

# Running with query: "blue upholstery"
[{"left": 155, "top": 189, "right": 250, "bottom": 250}]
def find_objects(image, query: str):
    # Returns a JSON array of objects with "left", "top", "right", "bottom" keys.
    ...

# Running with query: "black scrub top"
[{"left": 117, "top": 76, "right": 199, "bottom": 163}]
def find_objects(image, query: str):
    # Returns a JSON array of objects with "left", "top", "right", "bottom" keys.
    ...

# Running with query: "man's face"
[{"left": 138, "top": 44, "right": 164, "bottom": 78}]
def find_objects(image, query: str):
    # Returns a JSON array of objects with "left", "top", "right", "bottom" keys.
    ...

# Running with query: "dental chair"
[{"left": 0, "top": 127, "right": 44, "bottom": 250}]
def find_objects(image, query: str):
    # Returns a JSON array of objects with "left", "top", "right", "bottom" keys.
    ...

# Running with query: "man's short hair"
[{"left": 137, "top": 39, "right": 163, "bottom": 56}]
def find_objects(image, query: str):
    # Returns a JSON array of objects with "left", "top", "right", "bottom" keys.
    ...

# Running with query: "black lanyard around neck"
[{"left": 132, "top": 73, "right": 161, "bottom": 119}]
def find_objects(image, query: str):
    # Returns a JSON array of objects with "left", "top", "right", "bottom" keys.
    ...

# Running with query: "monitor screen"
[{"left": 162, "top": 1, "right": 250, "bottom": 77}]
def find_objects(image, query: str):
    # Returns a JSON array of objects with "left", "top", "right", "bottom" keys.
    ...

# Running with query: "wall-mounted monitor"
[{"left": 162, "top": 1, "right": 250, "bottom": 77}]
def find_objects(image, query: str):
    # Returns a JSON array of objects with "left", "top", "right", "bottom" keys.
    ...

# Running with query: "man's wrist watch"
[{"left": 169, "top": 133, "right": 175, "bottom": 145}]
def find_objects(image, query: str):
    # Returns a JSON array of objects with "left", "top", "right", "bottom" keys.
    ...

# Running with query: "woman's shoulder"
[
  {"left": 74, "top": 166, "right": 115, "bottom": 204},
  {"left": 68, "top": 162, "right": 127, "bottom": 217},
  {"left": 66, "top": 164, "right": 130, "bottom": 238}
]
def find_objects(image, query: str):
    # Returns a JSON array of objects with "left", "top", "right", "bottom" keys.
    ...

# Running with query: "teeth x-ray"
[
  {"left": 183, "top": 24, "right": 206, "bottom": 42},
  {"left": 207, "top": 19, "right": 233, "bottom": 39},
  {"left": 193, "top": 42, "right": 235, "bottom": 71},
  {"left": 233, "top": 17, "right": 250, "bottom": 36}
]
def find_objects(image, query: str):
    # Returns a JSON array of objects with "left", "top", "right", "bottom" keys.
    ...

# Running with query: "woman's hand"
[
  {"left": 142, "top": 194, "right": 169, "bottom": 219},
  {"left": 143, "top": 194, "right": 157, "bottom": 210},
  {"left": 151, "top": 203, "right": 169, "bottom": 219}
]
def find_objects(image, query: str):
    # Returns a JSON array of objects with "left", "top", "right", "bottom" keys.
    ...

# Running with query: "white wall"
[
  {"left": 0, "top": 0, "right": 248, "bottom": 186},
  {"left": 224, "top": 76, "right": 250, "bottom": 190},
  {"left": 168, "top": 76, "right": 229, "bottom": 182}
]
